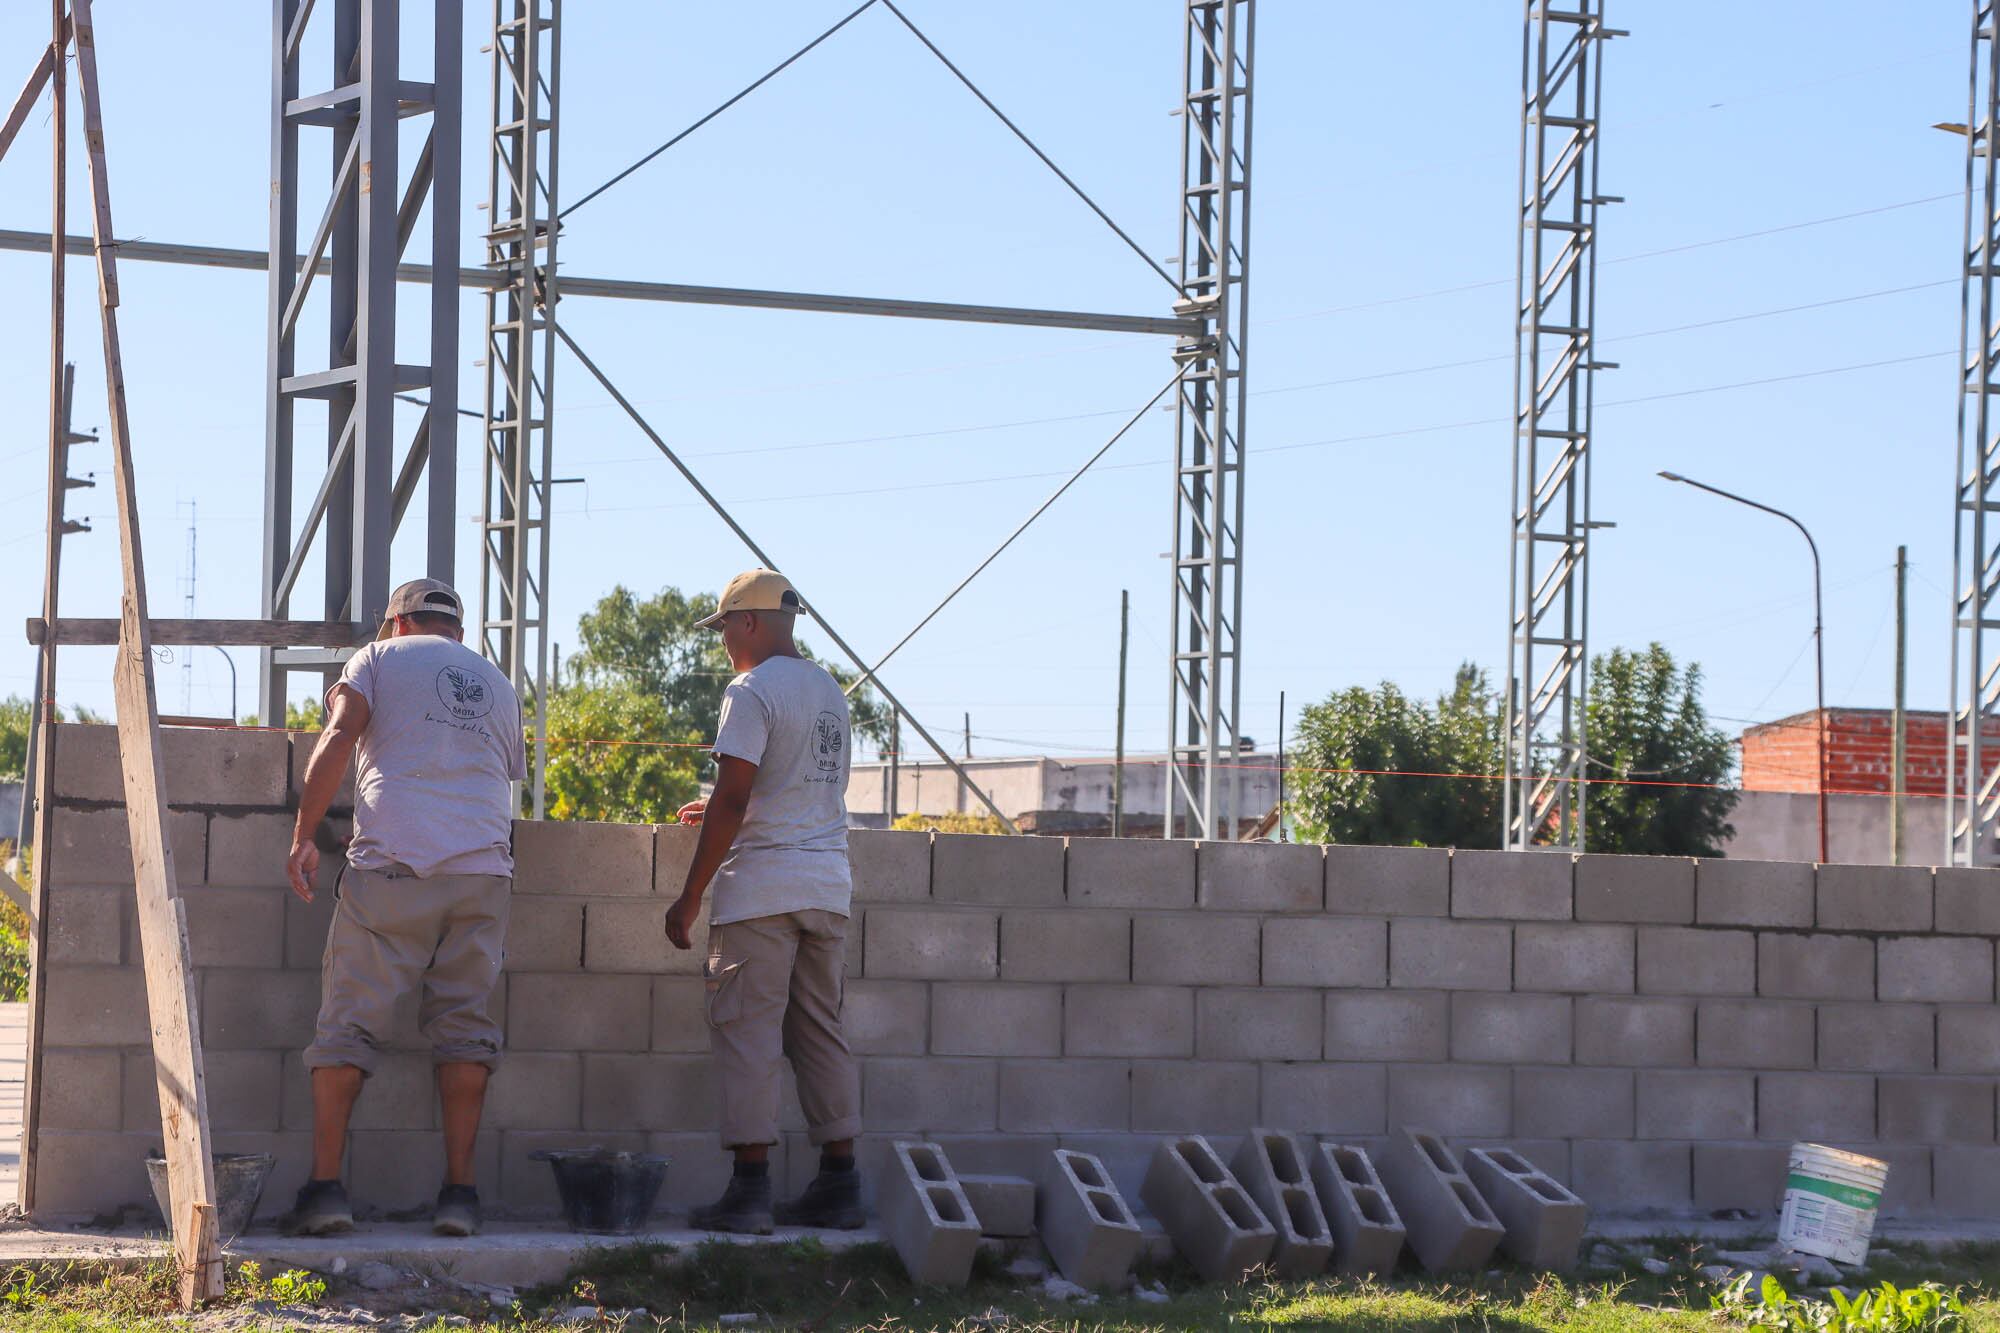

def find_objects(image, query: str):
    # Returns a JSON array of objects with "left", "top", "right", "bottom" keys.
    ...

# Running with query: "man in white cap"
[
  {"left": 284, "top": 578, "right": 525, "bottom": 1237},
  {"left": 666, "top": 568, "right": 864, "bottom": 1233}
]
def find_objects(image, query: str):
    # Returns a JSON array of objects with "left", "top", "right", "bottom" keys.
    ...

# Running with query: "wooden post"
[{"left": 70, "top": 0, "right": 222, "bottom": 1304}]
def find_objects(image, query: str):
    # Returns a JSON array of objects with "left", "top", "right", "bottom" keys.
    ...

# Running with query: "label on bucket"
[{"left": 1783, "top": 1172, "right": 1880, "bottom": 1212}]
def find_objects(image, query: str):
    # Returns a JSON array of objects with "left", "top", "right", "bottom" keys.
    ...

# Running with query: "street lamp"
[{"left": 1658, "top": 471, "right": 1827, "bottom": 863}]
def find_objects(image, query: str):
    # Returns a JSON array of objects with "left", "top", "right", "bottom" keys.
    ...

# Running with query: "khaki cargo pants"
[
  {"left": 705, "top": 909, "right": 862, "bottom": 1148},
  {"left": 304, "top": 864, "right": 510, "bottom": 1074}
]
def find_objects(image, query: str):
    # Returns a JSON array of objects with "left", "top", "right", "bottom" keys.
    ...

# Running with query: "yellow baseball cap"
[
  {"left": 696, "top": 568, "right": 802, "bottom": 630},
  {"left": 378, "top": 577, "right": 464, "bottom": 640}
]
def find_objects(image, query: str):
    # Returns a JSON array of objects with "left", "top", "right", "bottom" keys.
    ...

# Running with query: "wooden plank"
[
  {"left": 0, "top": 42, "right": 54, "bottom": 166},
  {"left": 26, "top": 617, "right": 366, "bottom": 648},
  {"left": 0, "top": 865, "right": 29, "bottom": 918},
  {"left": 71, "top": 0, "right": 221, "bottom": 1305}
]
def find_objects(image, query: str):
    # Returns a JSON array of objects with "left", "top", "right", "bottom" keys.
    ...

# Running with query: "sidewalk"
[{"left": 0, "top": 1002, "right": 23, "bottom": 1202}]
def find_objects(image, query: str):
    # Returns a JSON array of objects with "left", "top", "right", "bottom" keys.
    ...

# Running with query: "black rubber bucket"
[
  {"left": 144, "top": 1151, "right": 274, "bottom": 1243},
  {"left": 531, "top": 1148, "right": 670, "bottom": 1234}
]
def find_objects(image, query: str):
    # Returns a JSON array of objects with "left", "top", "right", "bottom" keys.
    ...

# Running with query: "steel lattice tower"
[
  {"left": 480, "top": 0, "right": 561, "bottom": 816},
  {"left": 1951, "top": 0, "right": 2000, "bottom": 865},
  {"left": 1503, "top": 0, "right": 1616, "bottom": 850},
  {"left": 1167, "top": 0, "right": 1255, "bottom": 842},
  {"left": 261, "top": 0, "right": 462, "bottom": 719}
]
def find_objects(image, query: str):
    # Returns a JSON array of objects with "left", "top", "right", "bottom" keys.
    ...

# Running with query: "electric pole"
[
  {"left": 1114, "top": 589, "right": 1129, "bottom": 838},
  {"left": 1892, "top": 545, "right": 1907, "bottom": 866}
]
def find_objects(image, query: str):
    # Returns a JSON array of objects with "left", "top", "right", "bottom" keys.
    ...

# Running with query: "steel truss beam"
[
  {"left": 1503, "top": 0, "right": 1617, "bottom": 850},
  {"left": 1951, "top": 0, "right": 2000, "bottom": 864},
  {"left": 260, "top": 0, "right": 460, "bottom": 719},
  {"left": 1167, "top": 0, "right": 1255, "bottom": 841}
]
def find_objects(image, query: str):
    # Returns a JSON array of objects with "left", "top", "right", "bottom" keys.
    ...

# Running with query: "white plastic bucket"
[{"left": 1777, "top": 1143, "right": 1888, "bottom": 1267}]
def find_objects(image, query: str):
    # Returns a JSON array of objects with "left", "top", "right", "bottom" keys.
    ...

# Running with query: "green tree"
[
  {"left": 892, "top": 810, "right": 1005, "bottom": 835},
  {"left": 241, "top": 698, "right": 325, "bottom": 731},
  {"left": 0, "top": 695, "right": 106, "bottom": 781},
  {"left": 535, "top": 679, "right": 703, "bottom": 823},
  {"left": 1583, "top": 643, "right": 1737, "bottom": 857}
]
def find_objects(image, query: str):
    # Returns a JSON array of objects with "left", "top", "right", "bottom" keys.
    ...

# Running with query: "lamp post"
[{"left": 1658, "top": 471, "right": 1827, "bottom": 862}]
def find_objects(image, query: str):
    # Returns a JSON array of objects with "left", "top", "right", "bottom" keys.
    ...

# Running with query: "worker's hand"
[
  {"left": 286, "top": 838, "right": 320, "bottom": 904},
  {"left": 664, "top": 891, "right": 701, "bottom": 951},
  {"left": 676, "top": 799, "right": 707, "bottom": 827}
]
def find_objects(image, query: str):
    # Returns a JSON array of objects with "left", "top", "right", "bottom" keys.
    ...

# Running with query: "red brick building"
[{"left": 1739, "top": 708, "right": 2000, "bottom": 795}]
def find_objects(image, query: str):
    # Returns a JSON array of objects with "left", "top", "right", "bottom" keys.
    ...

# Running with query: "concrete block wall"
[{"left": 28, "top": 725, "right": 2000, "bottom": 1225}]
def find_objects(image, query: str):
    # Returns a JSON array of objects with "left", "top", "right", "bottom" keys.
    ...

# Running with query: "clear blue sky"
[{"left": 0, "top": 2, "right": 1969, "bottom": 766}]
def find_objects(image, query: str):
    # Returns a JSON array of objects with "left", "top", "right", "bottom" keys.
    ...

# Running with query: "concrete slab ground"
[{"left": 0, "top": 1002, "right": 22, "bottom": 1201}]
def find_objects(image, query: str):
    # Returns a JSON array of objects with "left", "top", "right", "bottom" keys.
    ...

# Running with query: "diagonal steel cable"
[
  {"left": 842, "top": 368, "right": 1182, "bottom": 700},
  {"left": 561, "top": 0, "right": 881, "bottom": 220},
  {"left": 877, "top": 0, "right": 1180, "bottom": 295}
]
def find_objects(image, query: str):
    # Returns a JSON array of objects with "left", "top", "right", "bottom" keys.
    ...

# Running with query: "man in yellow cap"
[{"left": 667, "top": 569, "right": 863, "bottom": 1233}]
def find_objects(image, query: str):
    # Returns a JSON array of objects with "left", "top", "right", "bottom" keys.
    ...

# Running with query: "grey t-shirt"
[
  {"left": 332, "top": 635, "right": 526, "bottom": 878},
  {"left": 708, "top": 655, "right": 853, "bottom": 925}
]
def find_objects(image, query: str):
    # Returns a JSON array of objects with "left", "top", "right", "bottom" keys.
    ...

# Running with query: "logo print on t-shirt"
[
  {"left": 813, "top": 710, "right": 845, "bottom": 772},
  {"left": 437, "top": 665, "right": 493, "bottom": 721}
]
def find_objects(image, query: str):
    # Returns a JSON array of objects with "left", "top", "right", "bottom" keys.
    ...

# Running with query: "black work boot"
[
  {"left": 775, "top": 1166, "right": 864, "bottom": 1230},
  {"left": 689, "top": 1173, "right": 774, "bottom": 1235},
  {"left": 433, "top": 1184, "right": 482, "bottom": 1237},
  {"left": 287, "top": 1179, "right": 354, "bottom": 1236}
]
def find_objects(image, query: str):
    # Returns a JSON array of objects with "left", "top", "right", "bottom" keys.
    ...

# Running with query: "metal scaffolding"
[
  {"left": 480, "top": 0, "right": 560, "bottom": 817},
  {"left": 1167, "top": 0, "right": 1255, "bottom": 842},
  {"left": 1951, "top": 0, "right": 2000, "bottom": 865},
  {"left": 1502, "top": 0, "right": 1617, "bottom": 850},
  {"left": 260, "top": 0, "right": 462, "bottom": 720}
]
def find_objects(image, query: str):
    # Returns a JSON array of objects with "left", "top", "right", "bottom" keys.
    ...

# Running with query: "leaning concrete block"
[
  {"left": 1375, "top": 1128, "right": 1504, "bottom": 1273},
  {"left": 879, "top": 1141, "right": 982, "bottom": 1286},
  {"left": 1463, "top": 1147, "right": 1588, "bottom": 1272},
  {"left": 1139, "top": 1135, "right": 1276, "bottom": 1283},
  {"left": 1308, "top": 1142, "right": 1406, "bottom": 1276},
  {"left": 957, "top": 1173, "right": 1035, "bottom": 1238},
  {"left": 1039, "top": 1149, "right": 1143, "bottom": 1289},
  {"left": 1229, "top": 1129, "right": 1334, "bottom": 1278}
]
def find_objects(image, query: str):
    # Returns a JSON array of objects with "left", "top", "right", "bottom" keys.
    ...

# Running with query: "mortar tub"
[
  {"left": 531, "top": 1148, "right": 671, "bottom": 1234},
  {"left": 144, "top": 1151, "right": 274, "bottom": 1245}
]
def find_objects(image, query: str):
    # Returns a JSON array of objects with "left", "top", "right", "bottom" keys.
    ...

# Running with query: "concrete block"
[
  {"left": 1326, "top": 845, "right": 1447, "bottom": 917},
  {"left": 480, "top": 1052, "right": 583, "bottom": 1130},
  {"left": 1229, "top": 1130, "right": 1334, "bottom": 1278},
  {"left": 931, "top": 832, "right": 1063, "bottom": 907},
  {"left": 865, "top": 1058, "right": 997, "bottom": 1132},
  {"left": 1259, "top": 1063, "right": 1387, "bottom": 1137},
  {"left": 1514, "top": 924, "right": 1633, "bottom": 994},
  {"left": 1449, "top": 993, "right": 1570, "bottom": 1065},
  {"left": 498, "top": 1129, "right": 649, "bottom": 1218},
  {"left": 39, "top": 1047, "right": 123, "bottom": 1132},
  {"left": 1064, "top": 985, "right": 1193, "bottom": 1058},
  {"left": 505, "top": 896, "right": 584, "bottom": 972},
  {"left": 204, "top": 812, "right": 292, "bottom": 889},
  {"left": 55, "top": 722, "right": 290, "bottom": 807},
  {"left": 1819, "top": 1003, "right": 1936, "bottom": 1073},
  {"left": 1451, "top": 849, "right": 1571, "bottom": 921},
  {"left": 863, "top": 908, "right": 997, "bottom": 980},
  {"left": 1818, "top": 863, "right": 1932, "bottom": 932},
  {"left": 1386, "top": 1066, "right": 1511, "bottom": 1138},
  {"left": 1325, "top": 991, "right": 1449, "bottom": 1062},
  {"left": 508, "top": 974, "right": 651, "bottom": 1051},
  {"left": 1696, "top": 999, "right": 1816, "bottom": 1069},
  {"left": 1309, "top": 1142, "right": 1405, "bottom": 1275},
  {"left": 1389, "top": 919, "right": 1512, "bottom": 991},
  {"left": 957, "top": 1173, "right": 1035, "bottom": 1236},
  {"left": 1068, "top": 837, "right": 1194, "bottom": 908},
  {"left": 839, "top": 979, "right": 928, "bottom": 1055},
  {"left": 1636, "top": 1070, "right": 1754, "bottom": 1140},
  {"left": 1933, "top": 1145, "right": 2000, "bottom": 1218},
  {"left": 998, "top": 1060, "right": 1129, "bottom": 1133},
  {"left": 1936, "top": 867, "right": 2000, "bottom": 935},
  {"left": 1039, "top": 1148, "right": 1143, "bottom": 1289},
  {"left": 1575, "top": 854, "right": 1693, "bottom": 924},
  {"left": 932, "top": 983, "right": 1062, "bottom": 1057},
  {"left": 180, "top": 887, "right": 285, "bottom": 968},
  {"left": 880, "top": 1141, "right": 982, "bottom": 1285},
  {"left": 1941, "top": 1007, "right": 2000, "bottom": 1074},
  {"left": 1464, "top": 1147, "right": 1588, "bottom": 1271},
  {"left": 849, "top": 828, "right": 931, "bottom": 902},
  {"left": 1693, "top": 1143, "right": 1789, "bottom": 1215},
  {"left": 1758, "top": 1073, "right": 1876, "bottom": 1141},
  {"left": 30, "top": 1130, "right": 156, "bottom": 1221},
  {"left": 45, "top": 884, "right": 125, "bottom": 965},
  {"left": 580, "top": 1054, "right": 715, "bottom": 1132},
  {"left": 1514, "top": 1069, "right": 1634, "bottom": 1139},
  {"left": 1636, "top": 926, "right": 1755, "bottom": 996},
  {"left": 40, "top": 967, "right": 144, "bottom": 1047},
  {"left": 1569, "top": 1142, "right": 1692, "bottom": 1214},
  {"left": 1374, "top": 1129, "right": 1504, "bottom": 1273},
  {"left": 1132, "top": 913, "right": 1259, "bottom": 985},
  {"left": 1197, "top": 989, "right": 1321, "bottom": 1061},
  {"left": 1001, "top": 909, "right": 1129, "bottom": 982},
  {"left": 512, "top": 819, "right": 653, "bottom": 896},
  {"left": 583, "top": 899, "right": 688, "bottom": 974},
  {"left": 1759, "top": 932, "right": 1875, "bottom": 1000},
  {"left": 1574, "top": 997, "right": 1694, "bottom": 1068},
  {"left": 1057, "top": 1133, "right": 1165, "bottom": 1208},
  {"left": 1261, "top": 917, "right": 1386, "bottom": 989},
  {"left": 653, "top": 822, "right": 696, "bottom": 895},
  {"left": 1132, "top": 1061, "right": 1258, "bottom": 1135},
  {"left": 349, "top": 1129, "right": 499, "bottom": 1213},
  {"left": 925, "top": 1135, "right": 1059, "bottom": 1182},
  {"left": 202, "top": 968, "right": 321, "bottom": 1050},
  {"left": 47, "top": 805, "right": 206, "bottom": 887},
  {"left": 1697, "top": 857, "right": 1815, "bottom": 928},
  {"left": 1833, "top": 1142, "right": 1929, "bottom": 1216},
  {"left": 1880, "top": 1075, "right": 1996, "bottom": 1144},
  {"left": 1198, "top": 839, "right": 1322, "bottom": 913},
  {"left": 1880, "top": 936, "right": 1994, "bottom": 1003},
  {"left": 132, "top": 1048, "right": 283, "bottom": 1134},
  {"left": 1456, "top": 1138, "right": 1569, "bottom": 1186},
  {"left": 1139, "top": 1136, "right": 1277, "bottom": 1282}
]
